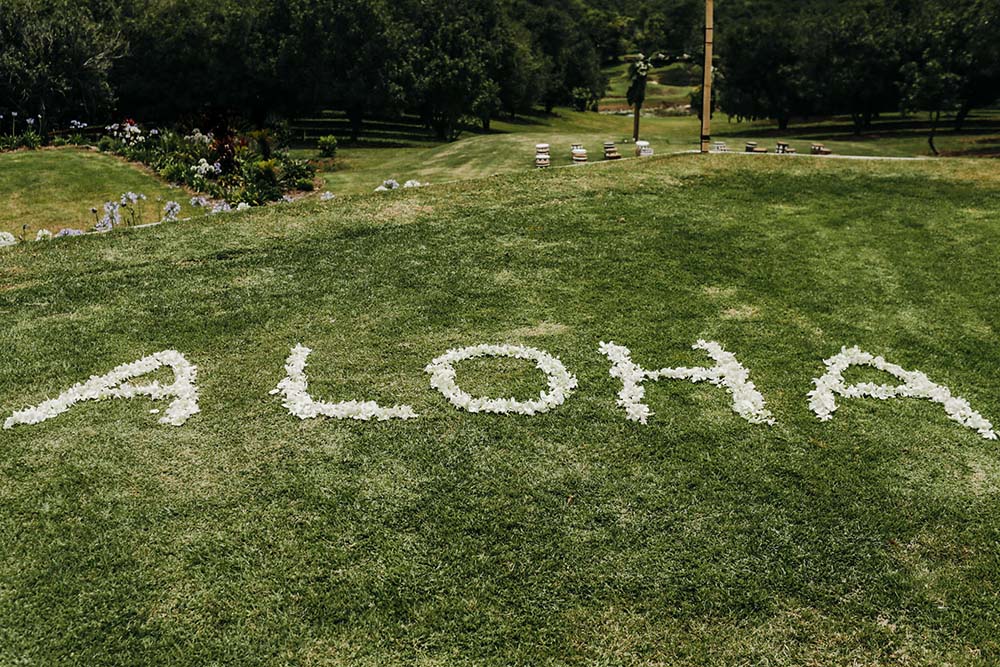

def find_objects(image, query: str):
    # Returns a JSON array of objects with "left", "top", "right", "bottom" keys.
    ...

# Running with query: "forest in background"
[{"left": 1, "top": 0, "right": 998, "bottom": 138}]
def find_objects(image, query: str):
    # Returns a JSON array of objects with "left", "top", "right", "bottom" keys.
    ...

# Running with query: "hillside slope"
[{"left": 2, "top": 155, "right": 1000, "bottom": 665}]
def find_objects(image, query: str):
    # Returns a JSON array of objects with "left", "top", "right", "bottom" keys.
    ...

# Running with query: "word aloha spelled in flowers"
[{"left": 3, "top": 338, "right": 995, "bottom": 440}]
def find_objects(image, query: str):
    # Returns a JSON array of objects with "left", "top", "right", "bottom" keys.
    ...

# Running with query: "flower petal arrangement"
[
  {"left": 0, "top": 231, "right": 18, "bottom": 248},
  {"left": 271, "top": 344, "right": 418, "bottom": 421},
  {"left": 599, "top": 339, "right": 776, "bottom": 426},
  {"left": 4, "top": 350, "right": 200, "bottom": 430},
  {"left": 808, "top": 346, "right": 996, "bottom": 440},
  {"left": 424, "top": 344, "right": 578, "bottom": 415}
]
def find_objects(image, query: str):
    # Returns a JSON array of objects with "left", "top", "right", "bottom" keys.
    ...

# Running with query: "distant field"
[
  {"left": 599, "top": 60, "right": 697, "bottom": 112},
  {"left": 0, "top": 148, "right": 203, "bottom": 236},
  {"left": 289, "top": 107, "right": 1000, "bottom": 197},
  {"left": 3, "top": 154, "right": 1000, "bottom": 665}
]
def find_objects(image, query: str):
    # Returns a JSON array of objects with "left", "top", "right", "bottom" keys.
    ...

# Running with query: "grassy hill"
[
  {"left": 2, "top": 154, "right": 1000, "bottom": 665},
  {"left": 296, "top": 108, "right": 1000, "bottom": 196},
  {"left": 0, "top": 148, "right": 205, "bottom": 236}
]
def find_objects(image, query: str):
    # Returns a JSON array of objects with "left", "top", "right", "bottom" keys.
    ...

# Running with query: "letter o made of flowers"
[{"left": 425, "top": 344, "right": 578, "bottom": 415}]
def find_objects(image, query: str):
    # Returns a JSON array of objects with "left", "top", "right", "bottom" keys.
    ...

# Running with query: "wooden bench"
[
  {"left": 775, "top": 141, "right": 796, "bottom": 154},
  {"left": 811, "top": 143, "right": 832, "bottom": 155},
  {"left": 713, "top": 141, "right": 730, "bottom": 152},
  {"left": 745, "top": 142, "right": 768, "bottom": 154},
  {"left": 603, "top": 141, "right": 622, "bottom": 160}
]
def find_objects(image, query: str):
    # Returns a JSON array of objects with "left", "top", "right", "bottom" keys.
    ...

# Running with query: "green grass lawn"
[
  {"left": 599, "top": 61, "right": 696, "bottom": 112},
  {"left": 295, "top": 107, "right": 1000, "bottom": 198},
  {"left": 2, "top": 154, "right": 999, "bottom": 665},
  {"left": 0, "top": 147, "right": 204, "bottom": 236}
]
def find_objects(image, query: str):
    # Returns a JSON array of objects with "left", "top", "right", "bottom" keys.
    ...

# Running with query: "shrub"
[
  {"left": 318, "top": 135, "right": 338, "bottom": 158},
  {"left": 97, "top": 135, "right": 116, "bottom": 152},
  {"left": 277, "top": 154, "right": 316, "bottom": 191},
  {"left": 17, "top": 131, "right": 42, "bottom": 149},
  {"left": 242, "top": 159, "right": 282, "bottom": 204}
]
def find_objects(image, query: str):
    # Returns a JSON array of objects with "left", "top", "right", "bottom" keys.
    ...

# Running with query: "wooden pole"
[{"left": 700, "top": 0, "right": 714, "bottom": 153}]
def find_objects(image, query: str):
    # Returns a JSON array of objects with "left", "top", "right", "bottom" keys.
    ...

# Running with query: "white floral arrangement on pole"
[
  {"left": 4, "top": 350, "right": 200, "bottom": 430},
  {"left": 425, "top": 344, "right": 578, "bottom": 415},
  {"left": 271, "top": 344, "right": 418, "bottom": 421},
  {"left": 599, "top": 340, "right": 775, "bottom": 425},
  {"left": 808, "top": 346, "right": 996, "bottom": 440}
]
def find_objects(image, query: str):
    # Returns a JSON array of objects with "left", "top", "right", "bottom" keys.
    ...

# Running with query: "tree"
[
  {"left": 715, "top": 3, "right": 815, "bottom": 130},
  {"left": 284, "top": 0, "right": 409, "bottom": 140},
  {"left": 512, "top": 0, "right": 607, "bottom": 112},
  {"left": 899, "top": 4, "right": 965, "bottom": 154},
  {"left": 0, "top": 0, "right": 122, "bottom": 125},
  {"left": 402, "top": 0, "right": 504, "bottom": 139},
  {"left": 820, "top": 5, "right": 903, "bottom": 133},
  {"left": 626, "top": 54, "right": 654, "bottom": 140}
]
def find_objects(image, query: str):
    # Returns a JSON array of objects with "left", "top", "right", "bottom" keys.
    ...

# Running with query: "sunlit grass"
[{"left": 2, "top": 154, "right": 999, "bottom": 665}]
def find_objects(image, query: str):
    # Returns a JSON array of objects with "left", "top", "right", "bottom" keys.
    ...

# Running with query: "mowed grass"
[
  {"left": 599, "top": 61, "right": 696, "bottom": 112},
  {"left": 2, "top": 154, "right": 1000, "bottom": 665},
  {"left": 0, "top": 147, "right": 203, "bottom": 235},
  {"left": 298, "top": 107, "right": 1000, "bottom": 197}
]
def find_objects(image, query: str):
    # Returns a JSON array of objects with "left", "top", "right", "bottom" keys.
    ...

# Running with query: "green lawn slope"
[
  {"left": 2, "top": 154, "right": 999, "bottom": 665},
  {"left": 0, "top": 147, "right": 203, "bottom": 235},
  {"left": 299, "top": 108, "right": 1000, "bottom": 197}
]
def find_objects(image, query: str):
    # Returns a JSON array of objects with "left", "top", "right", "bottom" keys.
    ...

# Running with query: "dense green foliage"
[
  {"left": 1, "top": 0, "right": 997, "bottom": 139},
  {"left": 2, "top": 155, "right": 1000, "bottom": 664},
  {"left": 714, "top": 0, "right": 1000, "bottom": 132},
  {"left": 97, "top": 123, "right": 316, "bottom": 205}
]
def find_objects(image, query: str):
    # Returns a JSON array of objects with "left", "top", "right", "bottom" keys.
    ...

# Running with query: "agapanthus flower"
[{"left": 163, "top": 201, "right": 181, "bottom": 221}]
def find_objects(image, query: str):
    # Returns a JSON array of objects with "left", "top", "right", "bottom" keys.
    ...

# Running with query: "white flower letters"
[
  {"left": 4, "top": 340, "right": 994, "bottom": 441},
  {"left": 271, "top": 344, "right": 418, "bottom": 421},
  {"left": 4, "top": 350, "right": 200, "bottom": 430},
  {"left": 808, "top": 346, "right": 996, "bottom": 440},
  {"left": 425, "top": 344, "right": 578, "bottom": 415},
  {"left": 599, "top": 339, "right": 775, "bottom": 425}
]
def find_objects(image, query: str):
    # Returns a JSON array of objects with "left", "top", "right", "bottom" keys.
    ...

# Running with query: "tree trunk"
[
  {"left": 633, "top": 102, "right": 642, "bottom": 142},
  {"left": 954, "top": 102, "right": 972, "bottom": 131},
  {"left": 777, "top": 114, "right": 789, "bottom": 130},
  {"left": 928, "top": 110, "right": 940, "bottom": 156},
  {"left": 348, "top": 109, "right": 363, "bottom": 142},
  {"left": 482, "top": 115, "right": 491, "bottom": 131},
  {"left": 851, "top": 112, "right": 863, "bottom": 135}
]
